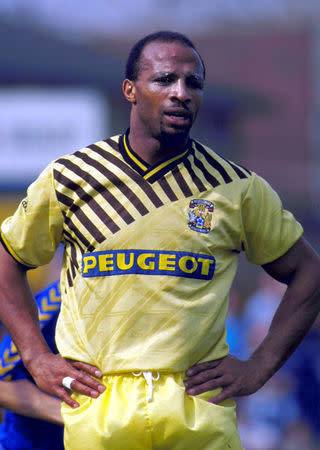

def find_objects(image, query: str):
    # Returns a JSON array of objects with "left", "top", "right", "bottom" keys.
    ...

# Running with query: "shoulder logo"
[
  {"left": 188, "top": 199, "right": 214, "bottom": 234},
  {"left": 22, "top": 199, "right": 28, "bottom": 211}
]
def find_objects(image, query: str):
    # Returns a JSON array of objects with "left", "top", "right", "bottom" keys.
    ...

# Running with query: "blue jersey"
[{"left": 0, "top": 282, "right": 63, "bottom": 449}]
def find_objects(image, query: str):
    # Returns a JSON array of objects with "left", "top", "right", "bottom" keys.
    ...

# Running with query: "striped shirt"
[{"left": 0, "top": 132, "right": 303, "bottom": 372}]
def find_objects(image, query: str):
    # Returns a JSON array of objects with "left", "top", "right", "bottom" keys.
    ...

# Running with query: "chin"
[{"left": 160, "top": 127, "right": 190, "bottom": 144}]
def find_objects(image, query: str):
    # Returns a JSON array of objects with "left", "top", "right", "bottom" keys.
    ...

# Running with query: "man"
[{"left": 0, "top": 31, "right": 319, "bottom": 449}]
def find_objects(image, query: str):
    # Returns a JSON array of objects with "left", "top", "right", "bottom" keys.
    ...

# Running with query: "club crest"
[{"left": 188, "top": 199, "right": 214, "bottom": 233}]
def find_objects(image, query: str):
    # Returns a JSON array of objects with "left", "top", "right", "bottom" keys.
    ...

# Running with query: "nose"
[{"left": 171, "top": 79, "right": 191, "bottom": 103}]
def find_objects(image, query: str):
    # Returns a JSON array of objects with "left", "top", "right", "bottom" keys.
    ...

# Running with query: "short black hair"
[{"left": 125, "top": 30, "right": 206, "bottom": 81}]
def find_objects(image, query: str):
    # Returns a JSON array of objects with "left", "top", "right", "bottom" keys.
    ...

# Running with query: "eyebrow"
[
  {"left": 188, "top": 74, "right": 204, "bottom": 82},
  {"left": 152, "top": 71, "right": 204, "bottom": 81},
  {"left": 152, "top": 71, "right": 173, "bottom": 77}
]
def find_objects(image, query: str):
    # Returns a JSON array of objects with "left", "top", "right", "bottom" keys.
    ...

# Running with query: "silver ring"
[{"left": 62, "top": 376, "right": 75, "bottom": 389}]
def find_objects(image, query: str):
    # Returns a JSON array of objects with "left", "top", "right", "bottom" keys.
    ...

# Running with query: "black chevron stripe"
[
  {"left": 58, "top": 157, "right": 134, "bottom": 226},
  {"left": 54, "top": 170, "right": 120, "bottom": 235},
  {"left": 88, "top": 144, "right": 163, "bottom": 209},
  {"left": 193, "top": 141, "right": 233, "bottom": 183}
]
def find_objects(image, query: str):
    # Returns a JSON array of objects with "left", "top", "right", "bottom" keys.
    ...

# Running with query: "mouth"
[{"left": 163, "top": 109, "right": 192, "bottom": 127}]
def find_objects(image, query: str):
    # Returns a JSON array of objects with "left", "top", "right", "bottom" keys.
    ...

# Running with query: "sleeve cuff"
[{"left": 0, "top": 232, "right": 35, "bottom": 271}]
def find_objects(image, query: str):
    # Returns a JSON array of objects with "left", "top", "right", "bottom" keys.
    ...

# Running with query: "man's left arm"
[{"left": 184, "top": 236, "right": 320, "bottom": 403}]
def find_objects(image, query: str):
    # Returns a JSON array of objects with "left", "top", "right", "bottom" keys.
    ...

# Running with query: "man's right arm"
[{"left": 0, "top": 244, "right": 105, "bottom": 408}]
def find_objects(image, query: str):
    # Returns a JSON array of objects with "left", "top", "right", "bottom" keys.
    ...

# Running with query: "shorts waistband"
[{"left": 102, "top": 371, "right": 186, "bottom": 403}]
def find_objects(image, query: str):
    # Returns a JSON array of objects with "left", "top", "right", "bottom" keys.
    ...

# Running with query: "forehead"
[{"left": 139, "top": 41, "right": 204, "bottom": 77}]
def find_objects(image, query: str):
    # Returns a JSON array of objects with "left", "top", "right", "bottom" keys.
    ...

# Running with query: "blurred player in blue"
[{"left": 0, "top": 281, "right": 63, "bottom": 449}]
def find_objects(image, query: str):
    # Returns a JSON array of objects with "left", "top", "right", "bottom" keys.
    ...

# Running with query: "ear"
[{"left": 122, "top": 79, "right": 137, "bottom": 104}]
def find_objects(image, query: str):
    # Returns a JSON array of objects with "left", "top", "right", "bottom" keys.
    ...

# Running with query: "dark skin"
[{"left": 0, "top": 41, "right": 319, "bottom": 408}]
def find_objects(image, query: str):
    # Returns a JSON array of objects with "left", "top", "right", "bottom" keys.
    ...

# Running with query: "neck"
[{"left": 127, "top": 129, "right": 189, "bottom": 166}]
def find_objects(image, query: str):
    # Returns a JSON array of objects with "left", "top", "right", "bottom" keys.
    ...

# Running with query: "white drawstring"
[{"left": 132, "top": 371, "right": 160, "bottom": 402}]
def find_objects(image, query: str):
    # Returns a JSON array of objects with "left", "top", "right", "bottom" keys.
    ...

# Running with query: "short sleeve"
[
  {"left": 241, "top": 173, "right": 303, "bottom": 265},
  {"left": 0, "top": 163, "right": 64, "bottom": 268}
]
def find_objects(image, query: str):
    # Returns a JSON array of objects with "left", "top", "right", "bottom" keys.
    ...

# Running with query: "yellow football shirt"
[{"left": 0, "top": 132, "right": 303, "bottom": 373}]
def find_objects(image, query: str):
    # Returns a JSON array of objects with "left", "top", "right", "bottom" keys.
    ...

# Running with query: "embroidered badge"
[{"left": 188, "top": 199, "right": 214, "bottom": 234}]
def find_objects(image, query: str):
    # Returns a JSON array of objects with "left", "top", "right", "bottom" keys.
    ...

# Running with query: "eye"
[
  {"left": 154, "top": 74, "right": 173, "bottom": 84},
  {"left": 188, "top": 77, "right": 204, "bottom": 90}
]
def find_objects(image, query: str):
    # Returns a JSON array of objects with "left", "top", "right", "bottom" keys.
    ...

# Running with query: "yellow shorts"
[{"left": 61, "top": 372, "right": 243, "bottom": 450}]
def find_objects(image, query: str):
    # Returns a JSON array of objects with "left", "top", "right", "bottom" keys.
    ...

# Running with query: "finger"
[
  {"left": 65, "top": 379, "right": 101, "bottom": 399},
  {"left": 70, "top": 361, "right": 103, "bottom": 378},
  {"left": 66, "top": 370, "right": 106, "bottom": 394},
  {"left": 184, "top": 367, "right": 224, "bottom": 389},
  {"left": 186, "top": 378, "right": 223, "bottom": 396},
  {"left": 186, "top": 359, "right": 223, "bottom": 377},
  {"left": 56, "top": 386, "right": 79, "bottom": 408},
  {"left": 208, "top": 387, "right": 234, "bottom": 405}
]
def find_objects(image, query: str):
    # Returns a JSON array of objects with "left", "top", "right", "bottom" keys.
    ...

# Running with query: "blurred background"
[{"left": 0, "top": 1, "right": 319, "bottom": 448}]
